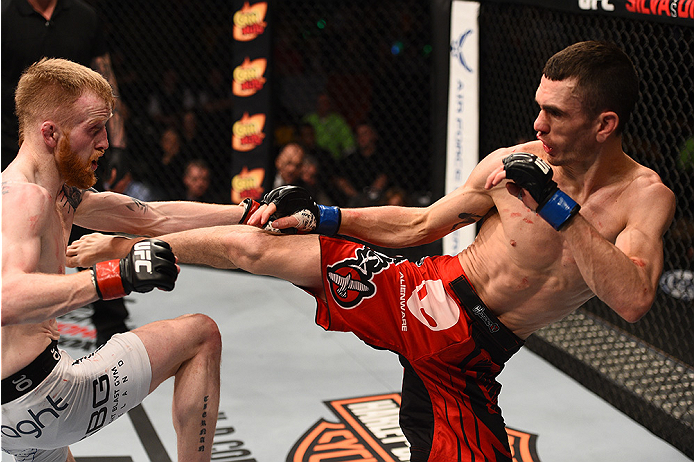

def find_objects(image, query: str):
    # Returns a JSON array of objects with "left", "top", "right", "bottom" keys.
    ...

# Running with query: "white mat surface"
[{"left": 4, "top": 265, "right": 689, "bottom": 461}]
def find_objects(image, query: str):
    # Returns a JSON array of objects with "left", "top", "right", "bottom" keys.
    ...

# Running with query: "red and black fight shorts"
[{"left": 306, "top": 236, "right": 524, "bottom": 462}]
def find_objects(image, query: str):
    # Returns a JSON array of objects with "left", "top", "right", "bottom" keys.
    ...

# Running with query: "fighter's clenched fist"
[
  {"left": 242, "top": 185, "right": 342, "bottom": 235},
  {"left": 503, "top": 152, "right": 581, "bottom": 230},
  {"left": 91, "top": 238, "right": 178, "bottom": 300}
]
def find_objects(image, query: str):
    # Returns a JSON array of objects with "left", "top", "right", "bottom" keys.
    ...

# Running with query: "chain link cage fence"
[
  {"left": 478, "top": 2, "right": 693, "bottom": 456},
  {"left": 89, "top": 0, "right": 692, "bottom": 456},
  {"left": 91, "top": 0, "right": 433, "bottom": 217}
]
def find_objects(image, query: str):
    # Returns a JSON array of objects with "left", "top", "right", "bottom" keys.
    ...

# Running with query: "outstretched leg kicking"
[{"left": 161, "top": 225, "right": 326, "bottom": 298}]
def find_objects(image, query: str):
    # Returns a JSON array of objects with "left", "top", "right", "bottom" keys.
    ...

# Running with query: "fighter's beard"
[{"left": 56, "top": 133, "right": 99, "bottom": 189}]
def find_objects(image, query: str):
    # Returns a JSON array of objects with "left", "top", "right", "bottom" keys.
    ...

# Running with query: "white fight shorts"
[{"left": 1, "top": 332, "right": 151, "bottom": 462}]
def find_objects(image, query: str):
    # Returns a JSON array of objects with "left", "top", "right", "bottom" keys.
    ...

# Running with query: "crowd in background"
[
  {"left": 96, "top": 80, "right": 415, "bottom": 209},
  {"left": 4, "top": 0, "right": 689, "bottom": 253},
  {"left": 73, "top": 0, "right": 433, "bottom": 208}
]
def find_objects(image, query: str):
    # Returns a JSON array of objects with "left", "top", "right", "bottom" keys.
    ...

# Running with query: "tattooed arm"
[
  {"left": 73, "top": 189, "right": 247, "bottom": 236},
  {"left": 57, "top": 184, "right": 92, "bottom": 213},
  {"left": 335, "top": 154, "right": 500, "bottom": 248}
]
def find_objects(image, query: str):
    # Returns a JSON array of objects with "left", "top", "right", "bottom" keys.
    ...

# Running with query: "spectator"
[
  {"left": 150, "top": 126, "right": 188, "bottom": 200},
  {"left": 146, "top": 67, "right": 195, "bottom": 130},
  {"left": 381, "top": 186, "right": 410, "bottom": 206},
  {"left": 2, "top": 0, "right": 127, "bottom": 166},
  {"left": 195, "top": 68, "right": 234, "bottom": 196},
  {"left": 299, "top": 154, "right": 335, "bottom": 205},
  {"left": 302, "top": 92, "right": 356, "bottom": 161},
  {"left": 298, "top": 122, "right": 332, "bottom": 160},
  {"left": 198, "top": 67, "right": 234, "bottom": 121},
  {"left": 181, "top": 159, "right": 216, "bottom": 203},
  {"left": 297, "top": 121, "right": 337, "bottom": 197},
  {"left": 181, "top": 110, "right": 202, "bottom": 149},
  {"left": 1, "top": 0, "right": 132, "bottom": 346},
  {"left": 95, "top": 148, "right": 159, "bottom": 346},
  {"left": 179, "top": 110, "right": 210, "bottom": 170},
  {"left": 273, "top": 142, "right": 305, "bottom": 188},
  {"left": 332, "top": 122, "right": 393, "bottom": 207},
  {"left": 104, "top": 148, "right": 160, "bottom": 202},
  {"left": 196, "top": 67, "right": 234, "bottom": 150}
]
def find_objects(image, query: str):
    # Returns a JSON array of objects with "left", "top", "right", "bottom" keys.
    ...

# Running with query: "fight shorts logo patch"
[
  {"left": 407, "top": 280, "right": 461, "bottom": 331},
  {"left": 472, "top": 304, "right": 500, "bottom": 333},
  {"left": 327, "top": 247, "right": 406, "bottom": 309},
  {"left": 287, "top": 393, "right": 542, "bottom": 462}
]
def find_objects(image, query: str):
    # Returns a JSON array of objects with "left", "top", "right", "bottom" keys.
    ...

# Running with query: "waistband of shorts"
[
  {"left": 2, "top": 340, "right": 60, "bottom": 404},
  {"left": 449, "top": 276, "right": 524, "bottom": 363}
]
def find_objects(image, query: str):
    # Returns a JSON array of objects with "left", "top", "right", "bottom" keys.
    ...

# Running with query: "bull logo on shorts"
[
  {"left": 328, "top": 271, "right": 370, "bottom": 300},
  {"left": 327, "top": 247, "right": 405, "bottom": 308}
]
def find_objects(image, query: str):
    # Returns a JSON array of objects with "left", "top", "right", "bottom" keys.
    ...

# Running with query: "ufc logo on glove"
[
  {"left": 133, "top": 241, "right": 153, "bottom": 273},
  {"left": 91, "top": 238, "right": 178, "bottom": 300}
]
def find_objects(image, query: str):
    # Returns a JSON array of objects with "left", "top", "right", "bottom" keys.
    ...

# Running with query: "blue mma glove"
[{"left": 502, "top": 153, "right": 580, "bottom": 230}]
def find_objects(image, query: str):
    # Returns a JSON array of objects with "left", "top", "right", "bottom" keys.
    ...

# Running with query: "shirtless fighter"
[
  {"left": 1, "top": 58, "right": 256, "bottom": 461},
  {"left": 67, "top": 41, "right": 675, "bottom": 461}
]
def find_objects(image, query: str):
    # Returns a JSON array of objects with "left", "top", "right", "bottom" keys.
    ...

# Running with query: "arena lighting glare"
[{"left": 391, "top": 41, "right": 403, "bottom": 55}]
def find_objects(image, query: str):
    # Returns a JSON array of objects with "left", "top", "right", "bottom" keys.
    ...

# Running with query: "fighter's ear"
[
  {"left": 596, "top": 111, "right": 619, "bottom": 143},
  {"left": 41, "top": 121, "right": 60, "bottom": 148}
]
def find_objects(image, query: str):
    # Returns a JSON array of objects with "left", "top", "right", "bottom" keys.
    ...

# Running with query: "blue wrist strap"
[
  {"left": 316, "top": 205, "right": 341, "bottom": 236},
  {"left": 538, "top": 190, "right": 580, "bottom": 230}
]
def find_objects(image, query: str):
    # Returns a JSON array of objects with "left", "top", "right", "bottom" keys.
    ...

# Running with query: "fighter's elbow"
[
  {"left": 1, "top": 286, "right": 17, "bottom": 325},
  {"left": 1, "top": 305, "right": 22, "bottom": 326},
  {"left": 615, "top": 292, "right": 655, "bottom": 323},
  {"left": 408, "top": 210, "right": 444, "bottom": 246},
  {"left": 0, "top": 296, "right": 42, "bottom": 325},
  {"left": 1, "top": 279, "right": 66, "bottom": 326},
  {"left": 620, "top": 309, "right": 647, "bottom": 324}
]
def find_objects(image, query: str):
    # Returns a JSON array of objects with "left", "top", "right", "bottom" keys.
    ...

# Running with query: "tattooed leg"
[{"left": 130, "top": 314, "right": 222, "bottom": 461}]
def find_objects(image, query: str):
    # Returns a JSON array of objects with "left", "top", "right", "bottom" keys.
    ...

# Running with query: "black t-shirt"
[
  {"left": 337, "top": 147, "right": 393, "bottom": 193},
  {"left": 1, "top": 0, "right": 106, "bottom": 168}
]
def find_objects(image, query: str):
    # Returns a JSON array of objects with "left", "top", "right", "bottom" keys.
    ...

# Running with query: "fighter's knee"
[
  {"left": 189, "top": 312, "right": 219, "bottom": 331},
  {"left": 179, "top": 313, "right": 222, "bottom": 352},
  {"left": 220, "top": 228, "right": 273, "bottom": 270},
  {"left": 195, "top": 313, "right": 221, "bottom": 340}
]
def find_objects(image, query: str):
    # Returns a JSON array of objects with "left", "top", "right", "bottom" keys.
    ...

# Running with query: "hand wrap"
[
  {"left": 92, "top": 239, "right": 177, "bottom": 300},
  {"left": 502, "top": 153, "right": 580, "bottom": 230}
]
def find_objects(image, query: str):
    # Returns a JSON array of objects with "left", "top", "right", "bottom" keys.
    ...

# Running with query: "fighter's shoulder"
[
  {"left": 2, "top": 180, "right": 53, "bottom": 209},
  {"left": 627, "top": 162, "right": 675, "bottom": 206},
  {"left": 505, "top": 140, "right": 544, "bottom": 157},
  {"left": 487, "top": 141, "right": 543, "bottom": 158},
  {"left": 1, "top": 182, "right": 55, "bottom": 234},
  {"left": 477, "top": 141, "right": 544, "bottom": 171}
]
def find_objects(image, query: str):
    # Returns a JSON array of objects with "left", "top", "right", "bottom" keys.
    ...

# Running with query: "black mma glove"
[
  {"left": 262, "top": 185, "right": 341, "bottom": 235},
  {"left": 502, "top": 153, "right": 580, "bottom": 230},
  {"left": 91, "top": 239, "right": 177, "bottom": 300}
]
